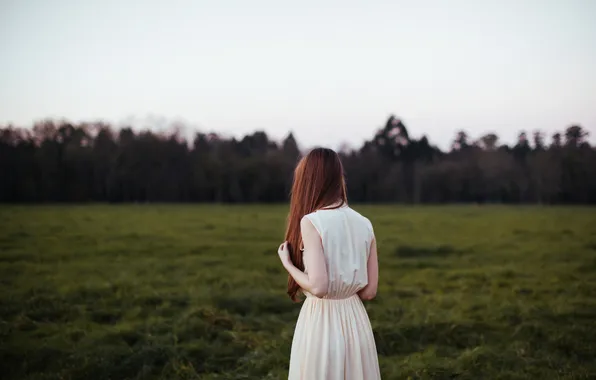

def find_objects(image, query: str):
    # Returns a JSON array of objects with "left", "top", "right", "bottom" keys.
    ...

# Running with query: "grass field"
[{"left": 1, "top": 205, "right": 595, "bottom": 380}]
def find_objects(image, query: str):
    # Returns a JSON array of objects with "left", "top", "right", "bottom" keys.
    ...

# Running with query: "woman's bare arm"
[
  {"left": 358, "top": 238, "right": 378, "bottom": 300},
  {"left": 280, "top": 217, "right": 329, "bottom": 298}
]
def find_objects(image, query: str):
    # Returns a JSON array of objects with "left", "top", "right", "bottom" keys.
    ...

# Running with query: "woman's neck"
[{"left": 321, "top": 199, "right": 346, "bottom": 210}]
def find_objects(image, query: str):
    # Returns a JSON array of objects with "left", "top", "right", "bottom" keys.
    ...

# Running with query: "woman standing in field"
[{"left": 277, "top": 148, "right": 381, "bottom": 380}]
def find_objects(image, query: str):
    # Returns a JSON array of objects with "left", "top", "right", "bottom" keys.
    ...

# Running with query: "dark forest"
[{"left": 1, "top": 116, "right": 594, "bottom": 203}]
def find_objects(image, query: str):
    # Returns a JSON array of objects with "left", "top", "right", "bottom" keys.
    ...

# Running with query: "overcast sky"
[{"left": 1, "top": 0, "right": 595, "bottom": 150}]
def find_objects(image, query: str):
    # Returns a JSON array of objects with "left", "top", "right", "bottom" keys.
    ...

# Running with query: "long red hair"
[{"left": 285, "top": 147, "right": 347, "bottom": 302}]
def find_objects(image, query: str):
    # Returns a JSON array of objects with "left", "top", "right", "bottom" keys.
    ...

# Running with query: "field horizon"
[{"left": 1, "top": 204, "right": 595, "bottom": 379}]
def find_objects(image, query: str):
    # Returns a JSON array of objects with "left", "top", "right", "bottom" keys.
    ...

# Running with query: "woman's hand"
[{"left": 278, "top": 241, "right": 291, "bottom": 266}]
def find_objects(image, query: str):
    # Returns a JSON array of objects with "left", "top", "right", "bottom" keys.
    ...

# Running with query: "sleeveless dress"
[{"left": 288, "top": 205, "right": 381, "bottom": 380}]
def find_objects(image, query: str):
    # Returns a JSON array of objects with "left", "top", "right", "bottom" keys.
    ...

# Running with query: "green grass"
[{"left": 1, "top": 205, "right": 595, "bottom": 380}]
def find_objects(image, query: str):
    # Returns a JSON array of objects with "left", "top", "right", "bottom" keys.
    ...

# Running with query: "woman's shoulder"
[
  {"left": 344, "top": 205, "right": 369, "bottom": 219},
  {"left": 345, "top": 207, "right": 374, "bottom": 230}
]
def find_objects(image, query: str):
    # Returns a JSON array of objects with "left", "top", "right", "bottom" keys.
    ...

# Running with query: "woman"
[{"left": 277, "top": 147, "right": 381, "bottom": 380}]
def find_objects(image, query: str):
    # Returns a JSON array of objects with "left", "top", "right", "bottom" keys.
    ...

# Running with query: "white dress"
[{"left": 288, "top": 205, "right": 381, "bottom": 380}]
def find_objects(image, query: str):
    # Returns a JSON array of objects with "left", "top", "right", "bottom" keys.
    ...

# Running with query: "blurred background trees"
[{"left": 1, "top": 116, "right": 594, "bottom": 203}]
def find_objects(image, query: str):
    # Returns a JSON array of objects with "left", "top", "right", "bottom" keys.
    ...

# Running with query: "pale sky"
[{"left": 1, "top": 0, "right": 595, "bottom": 150}]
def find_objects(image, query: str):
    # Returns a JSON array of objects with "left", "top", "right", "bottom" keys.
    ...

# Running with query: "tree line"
[{"left": 1, "top": 116, "right": 594, "bottom": 204}]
